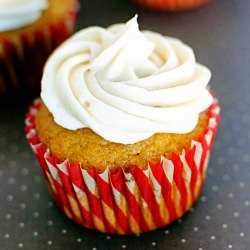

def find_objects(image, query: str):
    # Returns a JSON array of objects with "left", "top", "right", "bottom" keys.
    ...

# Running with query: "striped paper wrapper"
[
  {"left": 130, "top": 0, "right": 212, "bottom": 11},
  {"left": 25, "top": 99, "right": 220, "bottom": 234},
  {"left": 0, "top": 0, "right": 78, "bottom": 94}
]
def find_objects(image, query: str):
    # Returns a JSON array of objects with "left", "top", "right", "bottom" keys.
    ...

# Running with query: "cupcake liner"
[
  {"left": 25, "top": 99, "right": 220, "bottom": 234},
  {"left": 130, "top": 0, "right": 212, "bottom": 11},
  {"left": 0, "top": 1, "right": 78, "bottom": 94}
]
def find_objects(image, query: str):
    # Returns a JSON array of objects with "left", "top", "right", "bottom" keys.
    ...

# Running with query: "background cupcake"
[
  {"left": 0, "top": 0, "right": 78, "bottom": 95},
  {"left": 130, "top": 0, "right": 212, "bottom": 11},
  {"left": 25, "top": 16, "right": 220, "bottom": 234}
]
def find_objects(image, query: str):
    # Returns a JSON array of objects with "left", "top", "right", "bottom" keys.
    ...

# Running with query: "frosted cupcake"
[
  {"left": 0, "top": 0, "right": 78, "bottom": 94},
  {"left": 130, "top": 0, "right": 212, "bottom": 11},
  {"left": 25, "top": 16, "right": 220, "bottom": 234}
]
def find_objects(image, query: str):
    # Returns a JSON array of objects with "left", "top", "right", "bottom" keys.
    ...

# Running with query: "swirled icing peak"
[
  {"left": 0, "top": 0, "right": 48, "bottom": 32},
  {"left": 41, "top": 16, "right": 213, "bottom": 144}
]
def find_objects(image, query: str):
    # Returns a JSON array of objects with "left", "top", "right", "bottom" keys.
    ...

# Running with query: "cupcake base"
[{"left": 25, "top": 99, "right": 220, "bottom": 234}]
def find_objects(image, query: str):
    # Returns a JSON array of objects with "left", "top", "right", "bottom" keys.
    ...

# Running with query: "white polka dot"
[
  {"left": 5, "top": 213, "right": 12, "bottom": 220},
  {"left": 164, "top": 230, "right": 170, "bottom": 234},
  {"left": 228, "top": 244, "right": 233, "bottom": 249},
  {"left": 239, "top": 182, "right": 245, "bottom": 188},
  {"left": 4, "top": 234, "right": 10, "bottom": 239},
  {"left": 207, "top": 168, "right": 214, "bottom": 176},
  {"left": 8, "top": 177, "right": 15, "bottom": 184},
  {"left": 233, "top": 164, "right": 240, "bottom": 172},
  {"left": 48, "top": 201, "right": 54, "bottom": 207},
  {"left": 19, "top": 223, "right": 25, "bottom": 228},
  {"left": 20, "top": 185, "right": 28, "bottom": 192},
  {"left": 77, "top": 238, "right": 82, "bottom": 243},
  {"left": 245, "top": 201, "right": 250, "bottom": 207},
  {"left": 34, "top": 176, "right": 41, "bottom": 183},
  {"left": 92, "top": 248, "right": 97, "bottom": 250},
  {"left": 47, "top": 220, "right": 53, "bottom": 226},
  {"left": 152, "top": 242, "right": 157, "bottom": 246},
  {"left": 212, "top": 185, "right": 219, "bottom": 192},
  {"left": 181, "top": 239, "right": 186, "bottom": 243},
  {"left": 33, "top": 212, "right": 39, "bottom": 218},
  {"left": 217, "top": 157, "right": 225, "bottom": 165},
  {"left": 222, "top": 224, "right": 228, "bottom": 229},
  {"left": 240, "top": 232, "right": 245, "bottom": 237},
  {"left": 233, "top": 212, "right": 239, "bottom": 218},
  {"left": 106, "top": 235, "right": 111, "bottom": 240},
  {"left": 228, "top": 193, "right": 235, "bottom": 199},
  {"left": 201, "top": 196, "right": 207, "bottom": 202},
  {"left": 6, "top": 195, "right": 13, "bottom": 202},
  {"left": 20, "top": 203, "right": 26, "bottom": 210},
  {"left": 21, "top": 168, "right": 29, "bottom": 176},
  {"left": 189, "top": 207, "right": 195, "bottom": 212},
  {"left": 205, "top": 215, "right": 211, "bottom": 221},
  {"left": 193, "top": 227, "right": 199, "bottom": 232},
  {"left": 62, "top": 229, "right": 67, "bottom": 234},
  {"left": 243, "top": 154, "right": 250, "bottom": 162},
  {"left": 33, "top": 193, "right": 40, "bottom": 199},
  {"left": 210, "top": 236, "right": 216, "bottom": 240},
  {"left": 122, "top": 245, "right": 126, "bottom": 249},
  {"left": 47, "top": 241, "right": 52, "bottom": 245},
  {"left": 18, "top": 243, "right": 24, "bottom": 248},
  {"left": 33, "top": 232, "right": 39, "bottom": 237},
  {"left": 222, "top": 174, "right": 230, "bottom": 181},
  {"left": 217, "top": 204, "right": 223, "bottom": 210}
]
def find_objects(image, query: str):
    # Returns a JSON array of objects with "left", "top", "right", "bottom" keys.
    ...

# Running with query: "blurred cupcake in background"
[
  {"left": 130, "top": 0, "right": 212, "bottom": 11},
  {"left": 0, "top": 0, "right": 79, "bottom": 95}
]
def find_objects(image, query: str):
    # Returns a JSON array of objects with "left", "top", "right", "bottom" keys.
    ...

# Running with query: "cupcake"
[
  {"left": 130, "top": 0, "right": 212, "bottom": 11},
  {"left": 0, "top": 0, "right": 78, "bottom": 94},
  {"left": 25, "top": 16, "right": 220, "bottom": 234}
]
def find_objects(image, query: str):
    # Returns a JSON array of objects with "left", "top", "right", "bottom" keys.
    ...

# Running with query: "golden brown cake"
[{"left": 35, "top": 102, "right": 210, "bottom": 173}]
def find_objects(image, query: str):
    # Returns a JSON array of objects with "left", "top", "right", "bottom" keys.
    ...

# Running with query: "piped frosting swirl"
[{"left": 41, "top": 16, "right": 213, "bottom": 144}]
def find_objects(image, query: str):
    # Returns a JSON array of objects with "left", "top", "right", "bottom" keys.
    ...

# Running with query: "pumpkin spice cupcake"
[
  {"left": 25, "top": 16, "right": 220, "bottom": 234},
  {"left": 0, "top": 0, "right": 78, "bottom": 94}
]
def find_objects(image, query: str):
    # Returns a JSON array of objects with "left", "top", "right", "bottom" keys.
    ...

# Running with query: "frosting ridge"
[{"left": 41, "top": 16, "right": 213, "bottom": 144}]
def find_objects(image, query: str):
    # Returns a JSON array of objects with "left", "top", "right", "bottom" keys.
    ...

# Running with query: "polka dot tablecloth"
[{"left": 1, "top": 0, "right": 250, "bottom": 249}]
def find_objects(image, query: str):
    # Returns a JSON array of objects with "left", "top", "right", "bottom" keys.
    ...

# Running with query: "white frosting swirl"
[
  {"left": 41, "top": 16, "right": 213, "bottom": 144},
  {"left": 0, "top": 0, "right": 48, "bottom": 32}
]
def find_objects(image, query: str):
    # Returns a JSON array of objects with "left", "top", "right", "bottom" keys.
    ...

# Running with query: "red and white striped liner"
[
  {"left": 131, "top": 0, "right": 212, "bottom": 11},
  {"left": 0, "top": 0, "right": 78, "bottom": 94},
  {"left": 25, "top": 99, "right": 220, "bottom": 234}
]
